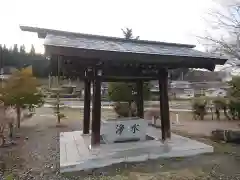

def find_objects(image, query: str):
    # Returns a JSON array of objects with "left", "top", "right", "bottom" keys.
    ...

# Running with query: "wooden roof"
[{"left": 20, "top": 26, "right": 227, "bottom": 71}]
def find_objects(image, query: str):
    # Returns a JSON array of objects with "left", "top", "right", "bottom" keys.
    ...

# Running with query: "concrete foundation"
[{"left": 60, "top": 126, "right": 213, "bottom": 173}]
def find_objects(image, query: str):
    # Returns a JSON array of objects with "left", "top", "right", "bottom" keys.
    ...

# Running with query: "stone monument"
[{"left": 101, "top": 102, "right": 148, "bottom": 144}]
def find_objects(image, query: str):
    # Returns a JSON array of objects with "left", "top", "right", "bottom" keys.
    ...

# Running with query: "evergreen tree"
[
  {"left": 2, "top": 45, "right": 7, "bottom": 51},
  {"left": 19, "top": 45, "right": 26, "bottom": 54},
  {"left": 30, "top": 44, "right": 35, "bottom": 55},
  {"left": 0, "top": 44, "right": 49, "bottom": 77},
  {"left": 13, "top": 44, "right": 18, "bottom": 53},
  {"left": 121, "top": 28, "right": 139, "bottom": 40},
  {"left": 0, "top": 69, "right": 44, "bottom": 128}
]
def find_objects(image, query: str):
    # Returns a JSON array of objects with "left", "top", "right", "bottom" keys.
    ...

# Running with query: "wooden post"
[
  {"left": 83, "top": 77, "right": 91, "bottom": 134},
  {"left": 158, "top": 69, "right": 171, "bottom": 141},
  {"left": 48, "top": 74, "right": 51, "bottom": 89},
  {"left": 91, "top": 68, "right": 102, "bottom": 146},
  {"left": 56, "top": 55, "right": 61, "bottom": 124},
  {"left": 136, "top": 80, "right": 144, "bottom": 118}
]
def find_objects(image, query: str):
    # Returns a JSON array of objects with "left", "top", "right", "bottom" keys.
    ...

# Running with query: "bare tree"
[
  {"left": 215, "top": 0, "right": 240, "bottom": 6},
  {"left": 201, "top": 0, "right": 240, "bottom": 66}
]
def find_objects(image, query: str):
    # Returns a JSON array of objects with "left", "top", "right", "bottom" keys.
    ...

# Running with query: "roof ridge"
[{"left": 20, "top": 25, "right": 196, "bottom": 48}]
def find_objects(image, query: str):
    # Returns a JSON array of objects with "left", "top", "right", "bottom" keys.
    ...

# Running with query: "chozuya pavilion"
[{"left": 20, "top": 26, "right": 227, "bottom": 172}]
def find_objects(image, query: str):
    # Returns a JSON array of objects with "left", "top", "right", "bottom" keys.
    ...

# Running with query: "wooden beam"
[
  {"left": 77, "top": 76, "right": 155, "bottom": 82},
  {"left": 83, "top": 78, "right": 91, "bottom": 134},
  {"left": 91, "top": 69, "right": 102, "bottom": 146},
  {"left": 101, "top": 76, "right": 155, "bottom": 82},
  {"left": 136, "top": 80, "right": 144, "bottom": 118},
  {"left": 46, "top": 45, "right": 224, "bottom": 71},
  {"left": 159, "top": 69, "right": 171, "bottom": 141}
]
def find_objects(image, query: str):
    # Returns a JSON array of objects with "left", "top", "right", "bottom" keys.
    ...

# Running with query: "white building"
[
  {"left": 204, "top": 88, "right": 227, "bottom": 97},
  {"left": 174, "top": 88, "right": 195, "bottom": 99},
  {"left": 170, "top": 81, "right": 191, "bottom": 89}
]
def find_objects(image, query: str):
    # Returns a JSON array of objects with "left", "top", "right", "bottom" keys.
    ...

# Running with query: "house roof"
[
  {"left": 44, "top": 34, "right": 224, "bottom": 60},
  {"left": 20, "top": 26, "right": 196, "bottom": 48},
  {"left": 20, "top": 26, "right": 227, "bottom": 71},
  {"left": 182, "top": 70, "right": 223, "bottom": 82}
]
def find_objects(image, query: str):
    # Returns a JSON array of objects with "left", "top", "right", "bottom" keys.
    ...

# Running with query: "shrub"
[
  {"left": 213, "top": 97, "right": 230, "bottom": 120},
  {"left": 108, "top": 82, "right": 151, "bottom": 102},
  {"left": 108, "top": 82, "right": 151, "bottom": 117},
  {"left": 192, "top": 97, "right": 207, "bottom": 120},
  {"left": 113, "top": 102, "right": 137, "bottom": 117},
  {"left": 227, "top": 76, "right": 240, "bottom": 120}
]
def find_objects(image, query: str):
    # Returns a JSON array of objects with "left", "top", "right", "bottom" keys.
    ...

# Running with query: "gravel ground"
[{"left": 0, "top": 107, "right": 240, "bottom": 180}]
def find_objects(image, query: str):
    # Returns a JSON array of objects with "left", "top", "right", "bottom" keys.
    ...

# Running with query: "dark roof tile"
[
  {"left": 20, "top": 26, "right": 228, "bottom": 70},
  {"left": 44, "top": 34, "right": 224, "bottom": 59}
]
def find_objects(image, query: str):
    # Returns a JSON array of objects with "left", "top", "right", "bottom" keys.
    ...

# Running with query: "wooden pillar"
[
  {"left": 91, "top": 68, "right": 102, "bottom": 146},
  {"left": 136, "top": 80, "right": 144, "bottom": 118},
  {"left": 158, "top": 69, "right": 171, "bottom": 141},
  {"left": 83, "top": 78, "right": 91, "bottom": 134}
]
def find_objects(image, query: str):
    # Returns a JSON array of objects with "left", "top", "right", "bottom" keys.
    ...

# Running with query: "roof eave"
[
  {"left": 20, "top": 25, "right": 196, "bottom": 48},
  {"left": 20, "top": 26, "right": 47, "bottom": 38}
]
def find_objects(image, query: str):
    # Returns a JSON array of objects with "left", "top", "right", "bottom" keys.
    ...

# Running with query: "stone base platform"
[{"left": 60, "top": 127, "right": 213, "bottom": 173}]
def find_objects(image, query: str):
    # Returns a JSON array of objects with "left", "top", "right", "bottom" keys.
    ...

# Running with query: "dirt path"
[{"left": 0, "top": 107, "right": 240, "bottom": 179}]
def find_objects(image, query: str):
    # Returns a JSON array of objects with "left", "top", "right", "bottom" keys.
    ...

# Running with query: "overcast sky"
[{"left": 0, "top": 0, "right": 218, "bottom": 53}]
